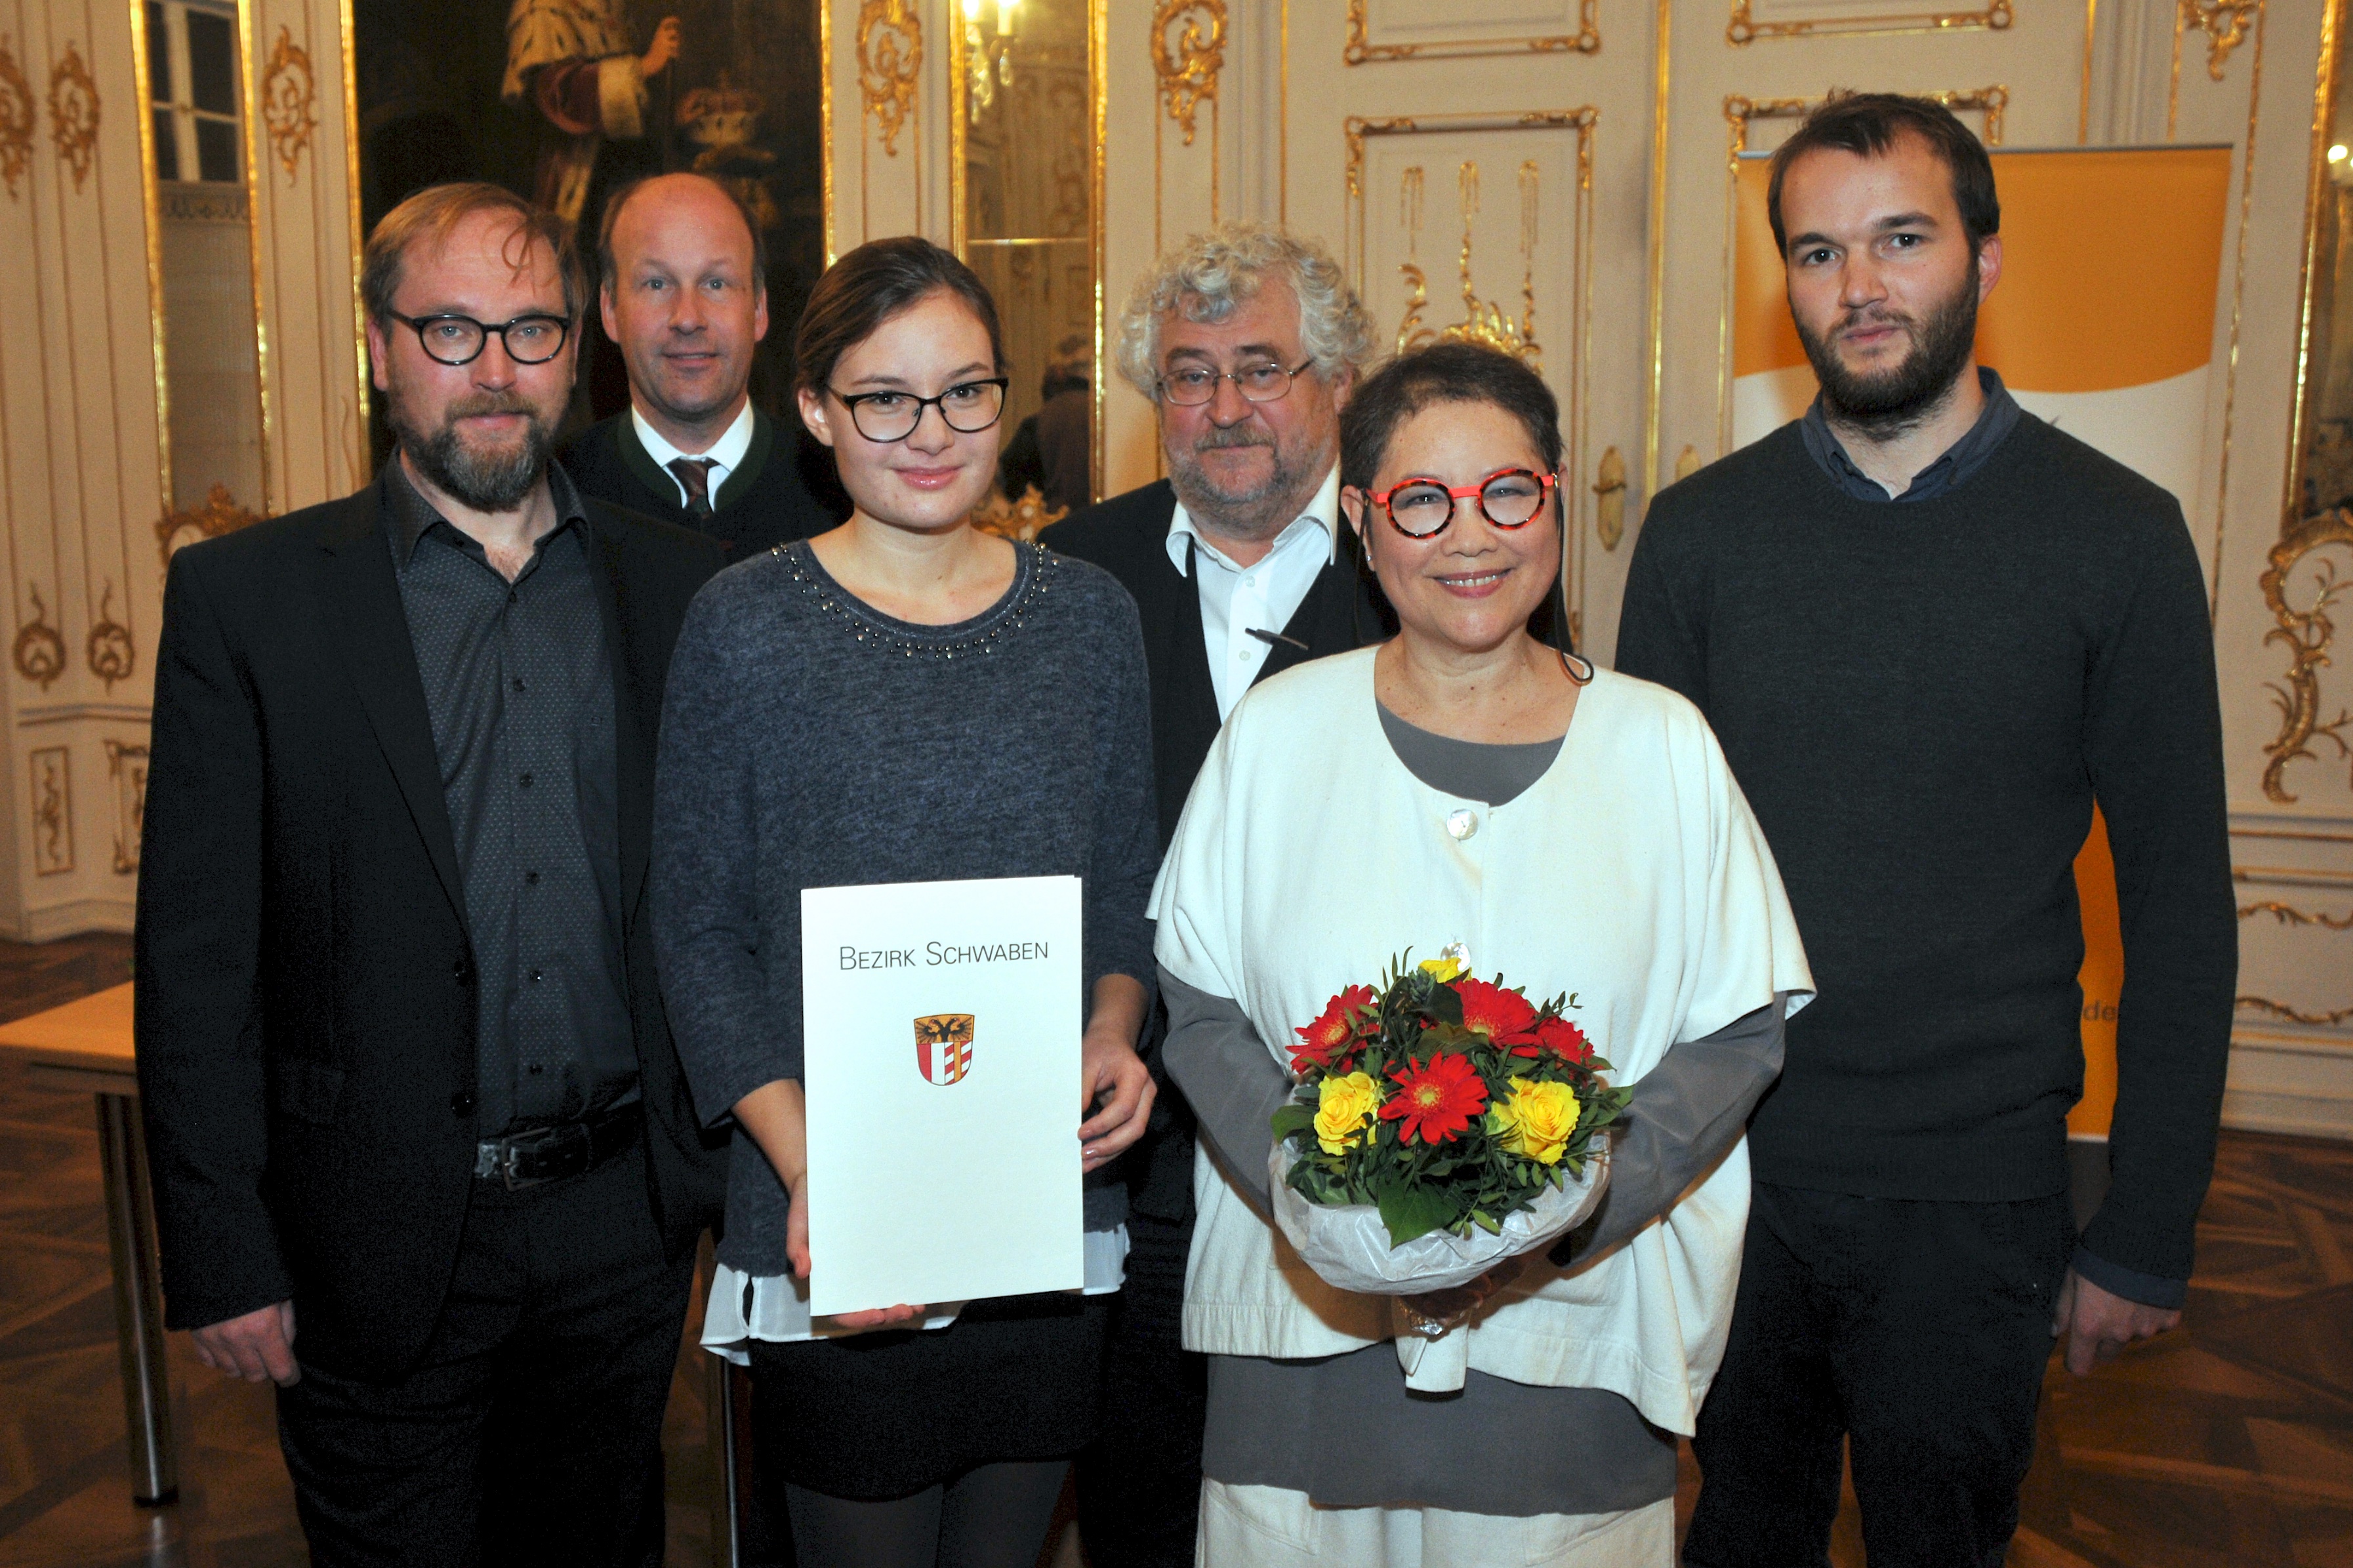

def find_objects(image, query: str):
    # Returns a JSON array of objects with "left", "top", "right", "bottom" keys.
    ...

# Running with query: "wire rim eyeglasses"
[
  {"left": 1156, "top": 357, "right": 1315, "bottom": 407},
  {"left": 1362, "top": 468, "right": 1559, "bottom": 538},
  {"left": 390, "top": 312, "right": 571, "bottom": 367},
  {"left": 826, "top": 378, "right": 1010, "bottom": 443}
]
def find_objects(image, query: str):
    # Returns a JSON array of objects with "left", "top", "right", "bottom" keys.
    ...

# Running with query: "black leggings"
[{"left": 783, "top": 1460, "right": 1069, "bottom": 1568}]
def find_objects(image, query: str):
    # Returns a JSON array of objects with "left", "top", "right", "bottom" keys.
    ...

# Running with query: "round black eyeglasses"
[
  {"left": 827, "top": 378, "right": 1010, "bottom": 443},
  {"left": 1364, "top": 468, "right": 1559, "bottom": 538},
  {"left": 391, "top": 312, "right": 571, "bottom": 367}
]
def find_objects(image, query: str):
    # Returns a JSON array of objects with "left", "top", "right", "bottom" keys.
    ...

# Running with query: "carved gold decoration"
[
  {"left": 972, "top": 485, "right": 1069, "bottom": 542},
  {"left": 30, "top": 747, "right": 72, "bottom": 876},
  {"left": 2259, "top": 509, "right": 2353, "bottom": 801},
  {"left": 2240, "top": 899, "right": 2353, "bottom": 929},
  {"left": 857, "top": 0, "right": 922, "bottom": 158},
  {"left": 1727, "top": 0, "right": 2011, "bottom": 45},
  {"left": 1594, "top": 447, "right": 1627, "bottom": 550},
  {"left": 1674, "top": 445, "right": 1703, "bottom": 481},
  {"left": 157, "top": 483, "right": 266, "bottom": 573},
  {"left": 13, "top": 586, "right": 64, "bottom": 689},
  {"left": 1394, "top": 159, "right": 1543, "bottom": 370},
  {"left": 260, "top": 26, "right": 318, "bottom": 183},
  {"left": 2181, "top": 0, "right": 2259, "bottom": 80},
  {"left": 1345, "top": 0, "right": 1598, "bottom": 62},
  {"left": 0, "top": 35, "right": 34, "bottom": 198},
  {"left": 1725, "top": 86, "right": 2009, "bottom": 156},
  {"left": 2235, "top": 995, "right": 2353, "bottom": 1026},
  {"left": 86, "top": 583, "right": 133, "bottom": 690},
  {"left": 46, "top": 41, "right": 98, "bottom": 191},
  {"left": 104, "top": 739, "right": 147, "bottom": 875},
  {"left": 1151, "top": 1, "right": 1224, "bottom": 148}
]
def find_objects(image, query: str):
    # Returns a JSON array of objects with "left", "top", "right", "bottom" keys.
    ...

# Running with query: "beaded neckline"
[{"left": 771, "top": 538, "right": 1055, "bottom": 660}]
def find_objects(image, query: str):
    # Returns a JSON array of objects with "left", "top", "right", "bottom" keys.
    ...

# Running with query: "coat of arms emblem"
[{"left": 914, "top": 1014, "right": 975, "bottom": 1086}]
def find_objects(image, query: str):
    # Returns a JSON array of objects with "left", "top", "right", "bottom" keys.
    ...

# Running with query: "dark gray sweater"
[{"left": 652, "top": 539, "right": 1160, "bottom": 1275}]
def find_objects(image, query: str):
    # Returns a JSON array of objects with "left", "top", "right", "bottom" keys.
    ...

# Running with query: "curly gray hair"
[{"left": 1114, "top": 222, "right": 1377, "bottom": 401}]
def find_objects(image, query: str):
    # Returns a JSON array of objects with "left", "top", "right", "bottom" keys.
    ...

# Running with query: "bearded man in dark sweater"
[
  {"left": 560, "top": 172, "right": 845, "bottom": 556},
  {"left": 1618, "top": 95, "right": 2235, "bottom": 1568}
]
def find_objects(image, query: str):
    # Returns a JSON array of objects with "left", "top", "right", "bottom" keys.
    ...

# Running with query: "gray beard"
[
  {"left": 392, "top": 390, "right": 554, "bottom": 514},
  {"left": 1165, "top": 428, "right": 1330, "bottom": 544}
]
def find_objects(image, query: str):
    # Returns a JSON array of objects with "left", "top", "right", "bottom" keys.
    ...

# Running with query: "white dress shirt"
[
  {"left": 1164, "top": 466, "right": 1341, "bottom": 721},
  {"left": 632, "top": 399, "right": 756, "bottom": 508}
]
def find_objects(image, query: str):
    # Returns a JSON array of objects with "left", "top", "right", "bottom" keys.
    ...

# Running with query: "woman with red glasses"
[{"left": 1148, "top": 340, "right": 1815, "bottom": 1565}]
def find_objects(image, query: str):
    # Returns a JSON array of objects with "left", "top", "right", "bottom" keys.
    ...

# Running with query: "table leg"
[{"left": 95, "top": 1091, "right": 177, "bottom": 1505}]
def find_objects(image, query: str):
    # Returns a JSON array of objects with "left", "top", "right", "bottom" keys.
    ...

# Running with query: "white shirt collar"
[
  {"left": 1165, "top": 464, "right": 1341, "bottom": 577},
  {"left": 632, "top": 399, "right": 756, "bottom": 494}
]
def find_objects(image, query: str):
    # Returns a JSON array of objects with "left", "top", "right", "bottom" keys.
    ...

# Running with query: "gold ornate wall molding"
[
  {"left": 157, "top": 484, "right": 266, "bottom": 573},
  {"left": 12, "top": 588, "right": 64, "bottom": 690},
  {"left": 30, "top": 748, "right": 72, "bottom": 877},
  {"left": 84, "top": 585, "right": 133, "bottom": 691},
  {"left": 1723, "top": 85, "right": 2009, "bottom": 155},
  {"left": 103, "top": 740, "right": 148, "bottom": 875},
  {"left": 2180, "top": 0, "right": 2260, "bottom": 81},
  {"left": 1345, "top": 0, "right": 1599, "bottom": 63},
  {"left": 2258, "top": 510, "right": 2353, "bottom": 802},
  {"left": 0, "top": 35, "right": 33, "bottom": 198},
  {"left": 2240, "top": 899, "right": 2353, "bottom": 929},
  {"left": 1151, "top": 1, "right": 1223, "bottom": 148},
  {"left": 260, "top": 26, "right": 317, "bottom": 183},
  {"left": 857, "top": 0, "right": 922, "bottom": 157},
  {"left": 1393, "top": 157, "right": 1546, "bottom": 370},
  {"left": 45, "top": 41, "right": 97, "bottom": 191},
  {"left": 1726, "top": 0, "right": 2011, "bottom": 45},
  {"left": 2236, "top": 995, "right": 2353, "bottom": 1026}
]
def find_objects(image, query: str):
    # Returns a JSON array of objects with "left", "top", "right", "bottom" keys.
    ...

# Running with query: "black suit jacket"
[
  {"left": 558, "top": 405, "right": 848, "bottom": 558},
  {"left": 133, "top": 475, "right": 730, "bottom": 1381}
]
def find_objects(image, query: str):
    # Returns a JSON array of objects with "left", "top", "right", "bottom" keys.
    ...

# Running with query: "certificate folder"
[{"left": 800, "top": 874, "right": 1085, "bottom": 1317}]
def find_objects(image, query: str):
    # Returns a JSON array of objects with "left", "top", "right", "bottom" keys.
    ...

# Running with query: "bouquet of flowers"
[{"left": 1267, "top": 951, "right": 1631, "bottom": 1302}]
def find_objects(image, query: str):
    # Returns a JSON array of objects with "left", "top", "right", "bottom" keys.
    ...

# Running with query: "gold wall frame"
[
  {"left": 47, "top": 40, "right": 99, "bottom": 190},
  {"left": 1726, "top": 0, "right": 2011, "bottom": 45},
  {"left": 1343, "top": 0, "right": 1599, "bottom": 64},
  {"left": 260, "top": 24, "right": 316, "bottom": 182},
  {"left": 859, "top": 0, "right": 922, "bottom": 157},
  {"left": 0, "top": 35, "right": 35, "bottom": 197},
  {"left": 1152, "top": 1, "right": 1223, "bottom": 147}
]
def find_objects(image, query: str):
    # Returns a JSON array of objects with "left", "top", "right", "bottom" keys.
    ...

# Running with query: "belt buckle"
[{"left": 474, "top": 1133, "right": 550, "bottom": 1190}]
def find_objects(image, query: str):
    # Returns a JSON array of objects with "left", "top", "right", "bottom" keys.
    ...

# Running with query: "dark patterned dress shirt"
[{"left": 382, "top": 458, "right": 635, "bottom": 1135}]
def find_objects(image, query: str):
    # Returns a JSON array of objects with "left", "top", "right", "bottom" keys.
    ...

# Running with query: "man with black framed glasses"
[{"left": 136, "top": 182, "right": 727, "bottom": 1568}]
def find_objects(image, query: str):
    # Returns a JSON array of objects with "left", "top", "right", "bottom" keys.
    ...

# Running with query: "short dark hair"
[
  {"left": 362, "top": 182, "right": 585, "bottom": 323},
  {"left": 1765, "top": 92, "right": 2001, "bottom": 256},
  {"left": 1339, "top": 340, "right": 1564, "bottom": 496},
  {"left": 791, "top": 236, "right": 1006, "bottom": 396},
  {"left": 596, "top": 173, "right": 769, "bottom": 296}
]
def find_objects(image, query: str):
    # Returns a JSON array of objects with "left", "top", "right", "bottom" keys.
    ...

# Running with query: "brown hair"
[
  {"left": 791, "top": 236, "right": 1004, "bottom": 396},
  {"left": 1766, "top": 92, "right": 2001, "bottom": 256},
  {"left": 359, "top": 182, "right": 586, "bottom": 324},
  {"left": 596, "top": 173, "right": 769, "bottom": 296}
]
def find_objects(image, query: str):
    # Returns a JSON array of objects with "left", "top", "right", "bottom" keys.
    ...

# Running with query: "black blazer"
[
  {"left": 1042, "top": 479, "right": 1385, "bottom": 850},
  {"left": 133, "top": 477, "right": 730, "bottom": 1381},
  {"left": 558, "top": 405, "right": 848, "bottom": 558}
]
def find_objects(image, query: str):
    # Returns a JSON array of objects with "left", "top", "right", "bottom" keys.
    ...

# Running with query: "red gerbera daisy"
[
  {"left": 1292, "top": 984, "right": 1375, "bottom": 1073},
  {"left": 1530, "top": 1015, "right": 1593, "bottom": 1064},
  {"left": 1380, "top": 1051, "right": 1489, "bottom": 1144},
  {"left": 1454, "top": 977, "right": 1539, "bottom": 1047}
]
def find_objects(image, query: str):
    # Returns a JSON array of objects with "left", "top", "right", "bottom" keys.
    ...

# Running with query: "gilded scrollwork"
[
  {"left": 30, "top": 747, "right": 71, "bottom": 876},
  {"left": 1726, "top": 0, "right": 2011, "bottom": 47},
  {"left": 857, "top": 0, "right": 922, "bottom": 158},
  {"left": 1151, "top": 1, "right": 1224, "bottom": 148},
  {"left": 2240, "top": 900, "right": 2353, "bottom": 929},
  {"left": 104, "top": 739, "right": 147, "bottom": 875},
  {"left": 1345, "top": 0, "right": 1599, "bottom": 63},
  {"left": 2235, "top": 995, "right": 2353, "bottom": 1026},
  {"left": 13, "top": 585, "right": 64, "bottom": 689},
  {"left": 261, "top": 26, "right": 318, "bottom": 184},
  {"left": 2258, "top": 509, "right": 2353, "bottom": 803},
  {"left": 86, "top": 582, "right": 134, "bottom": 690},
  {"left": 1725, "top": 86, "right": 2007, "bottom": 157},
  {"left": 157, "top": 483, "right": 265, "bottom": 572},
  {"left": 1395, "top": 159, "right": 1542, "bottom": 371},
  {"left": 2180, "top": 0, "right": 2260, "bottom": 81},
  {"left": 0, "top": 35, "right": 35, "bottom": 199},
  {"left": 47, "top": 41, "right": 98, "bottom": 191}
]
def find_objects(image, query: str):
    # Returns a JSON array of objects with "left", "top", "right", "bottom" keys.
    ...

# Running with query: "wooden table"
[{"left": 0, "top": 982, "right": 176, "bottom": 1505}]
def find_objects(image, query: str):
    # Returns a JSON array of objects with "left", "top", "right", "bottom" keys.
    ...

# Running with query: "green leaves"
[{"left": 1374, "top": 1178, "right": 1462, "bottom": 1247}]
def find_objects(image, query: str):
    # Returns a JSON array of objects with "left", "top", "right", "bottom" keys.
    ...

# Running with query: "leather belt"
[{"left": 474, "top": 1106, "right": 640, "bottom": 1190}]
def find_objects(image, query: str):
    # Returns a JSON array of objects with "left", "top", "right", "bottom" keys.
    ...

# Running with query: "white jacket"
[{"left": 1149, "top": 649, "right": 1814, "bottom": 1435}]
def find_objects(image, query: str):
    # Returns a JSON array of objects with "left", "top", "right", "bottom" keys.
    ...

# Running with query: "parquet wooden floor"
[{"left": 0, "top": 933, "right": 2346, "bottom": 1565}]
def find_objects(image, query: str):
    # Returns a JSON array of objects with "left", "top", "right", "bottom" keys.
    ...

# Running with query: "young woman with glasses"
[
  {"left": 651, "top": 236, "right": 1160, "bottom": 1568},
  {"left": 1147, "top": 341, "right": 1815, "bottom": 1565}
]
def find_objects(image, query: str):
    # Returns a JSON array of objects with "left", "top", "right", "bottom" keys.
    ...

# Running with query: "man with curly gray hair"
[{"left": 1042, "top": 221, "right": 1384, "bottom": 1567}]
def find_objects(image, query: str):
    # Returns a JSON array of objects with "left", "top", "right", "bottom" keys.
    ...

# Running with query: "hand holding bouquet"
[{"left": 1267, "top": 952, "right": 1631, "bottom": 1306}]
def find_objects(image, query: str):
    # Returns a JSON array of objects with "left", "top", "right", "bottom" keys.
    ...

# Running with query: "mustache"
[
  {"left": 443, "top": 392, "right": 539, "bottom": 422},
  {"left": 1835, "top": 306, "right": 1917, "bottom": 335},
  {"left": 1193, "top": 426, "right": 1274, "bottom": 452}
]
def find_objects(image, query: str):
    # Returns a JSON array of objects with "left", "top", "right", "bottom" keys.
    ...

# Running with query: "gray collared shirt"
[
  {"left": 1799, "top": 366, "right": 2021, "bottom": 502},
  {"left": 382, "top": 458, "right": 635, "bottom": 1136}
]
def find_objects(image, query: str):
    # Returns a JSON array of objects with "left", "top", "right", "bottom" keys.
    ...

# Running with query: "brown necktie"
[{"left": 667, "top": 457, "right": 718, "bottom": 519}]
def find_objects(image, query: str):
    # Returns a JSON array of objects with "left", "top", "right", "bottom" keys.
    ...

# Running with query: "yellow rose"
[
  {"left": 1418, "top": 954, "right": 1466, "bottom": 984},
  {"left": 1488, "top": 1079, "right": 1582, "bottom": 1165},
  {"left": 1314, "top": 1071, "right": 1384, "bottom": 1155}
]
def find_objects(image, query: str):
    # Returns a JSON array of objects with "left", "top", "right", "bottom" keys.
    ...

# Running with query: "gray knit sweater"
[{"left": 652, "top": 539, "right": 1160, "bottom": 1275}]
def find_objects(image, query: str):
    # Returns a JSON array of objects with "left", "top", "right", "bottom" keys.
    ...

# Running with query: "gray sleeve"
[
  {"left": 1550, "top": 995, "right": 1788, "bottom": 1267},
  {"left": 1159, "top": 967, "right": 1294, "bottom": 1218}
]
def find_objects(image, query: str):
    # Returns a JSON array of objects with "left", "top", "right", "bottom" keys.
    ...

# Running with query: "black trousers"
[
  {"left": 274, "top": 1138, "right": 694, "bottom": 1568},
  {"left": 1685, "top": 1182, "right": 2075, "bottom": 1568},
  {"left": 1074, "top": 1211, "right": 1204, "bottom": 1567}
]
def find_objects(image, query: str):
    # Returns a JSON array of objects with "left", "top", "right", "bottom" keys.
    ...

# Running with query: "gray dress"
[{"left": 1162, "top": 702, "right": 1787, "bottom": 1518}]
